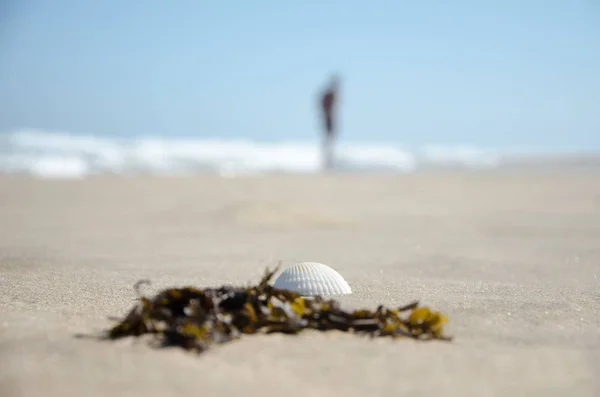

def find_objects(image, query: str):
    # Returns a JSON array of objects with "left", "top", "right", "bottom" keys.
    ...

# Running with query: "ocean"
[{"left": 1, "top": 129, "right": 599, "bottom": 178}]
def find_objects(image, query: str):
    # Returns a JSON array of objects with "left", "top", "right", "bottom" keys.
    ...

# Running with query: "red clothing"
[
  {"left": 321, "top": 90, "right": 336, "bottom": 136},
  {"left": 322, "top": 91, "right": 335, "bottom": 113}
]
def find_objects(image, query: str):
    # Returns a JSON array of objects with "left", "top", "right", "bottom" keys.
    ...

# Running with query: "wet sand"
[{"left": 1, "top": 171, "right": 599, "bottom": 397}]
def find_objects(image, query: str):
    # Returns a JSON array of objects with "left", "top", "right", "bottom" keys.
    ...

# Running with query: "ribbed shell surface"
[{"left": 272, "top": 262, "right": 352, "bottom": 296}]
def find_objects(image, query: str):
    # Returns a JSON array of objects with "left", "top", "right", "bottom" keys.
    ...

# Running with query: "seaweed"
[{"left": 100, "top": 265, "right": 452, "bottom": 353}]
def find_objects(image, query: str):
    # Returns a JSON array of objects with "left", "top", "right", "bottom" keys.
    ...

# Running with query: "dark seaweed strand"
[{"left": 103, "top": 266, "right": 452, "bottom": 353}]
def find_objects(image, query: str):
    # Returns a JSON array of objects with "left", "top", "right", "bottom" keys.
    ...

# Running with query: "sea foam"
[{"left": 0, "top": 128, "right": 511, "bottom": 178}]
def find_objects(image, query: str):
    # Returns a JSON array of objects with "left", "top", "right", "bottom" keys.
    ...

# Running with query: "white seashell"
[{"left": 272, "top": 262, "right": 352, "bottom": 296}]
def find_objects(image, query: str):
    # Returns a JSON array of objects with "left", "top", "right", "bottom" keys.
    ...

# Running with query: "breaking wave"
[{"left": 0, "top": 129, "right": 507, "bottom": 178}]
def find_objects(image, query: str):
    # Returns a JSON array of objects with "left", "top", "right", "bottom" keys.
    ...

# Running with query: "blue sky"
[{"left": 1, "top": 0, "right": 599, "bottom": 150}]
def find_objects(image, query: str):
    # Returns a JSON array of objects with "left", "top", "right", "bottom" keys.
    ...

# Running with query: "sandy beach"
[{"left": 1, "top": 171, "right": 599, "bottom": 397}]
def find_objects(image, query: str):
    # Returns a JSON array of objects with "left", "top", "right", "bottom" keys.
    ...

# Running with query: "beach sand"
[{"left": 1, "top": 171, "right": 599, "bottom": 397}]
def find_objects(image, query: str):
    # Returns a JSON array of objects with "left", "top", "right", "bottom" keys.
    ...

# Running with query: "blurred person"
[{"left": 319, "top": 74, "right": 340, "bottom": 170}]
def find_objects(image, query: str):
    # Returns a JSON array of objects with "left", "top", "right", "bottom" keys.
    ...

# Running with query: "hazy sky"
[{"left": 1, "top": 1, "right": 599, "bottom": 149}]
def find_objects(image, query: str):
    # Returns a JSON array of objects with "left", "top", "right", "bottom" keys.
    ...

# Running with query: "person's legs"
[
  {"left": 322, "top": 135, "right": 333, "bottom": 170},
  {"left": 323, "top": 115, "right": 335, "bottom": 170},
  {"left": 325, "top": 113, "right": 334, "bottom": 134}
]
